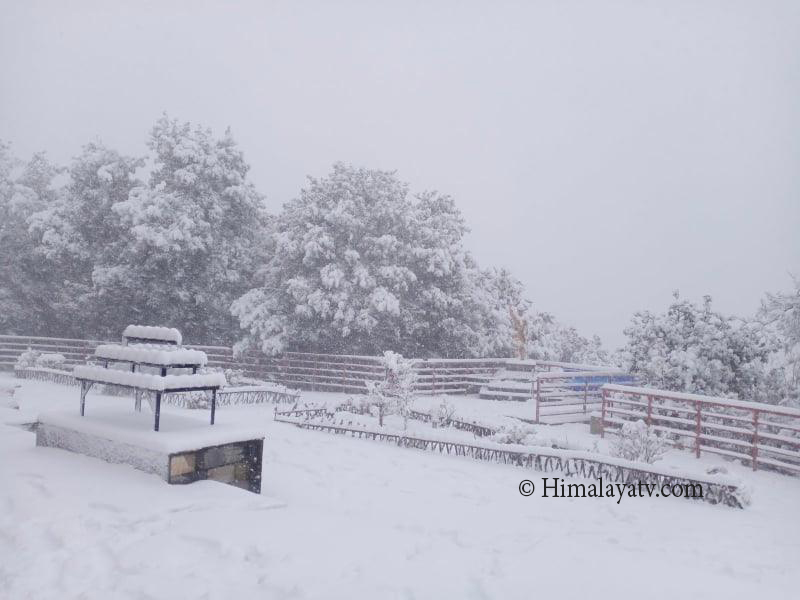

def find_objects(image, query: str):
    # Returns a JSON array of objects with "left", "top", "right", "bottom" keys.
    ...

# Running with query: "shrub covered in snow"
[
  {"left": 15, "top": 348, "right": 41, "bottom": 370},
  {"left": 610, "top": 420, "right": 667, "bottom": 464},
  {"left": 37, "top": 353, "right": 66, "bottom": 369},
  {"left": 15, "top": 349, "right": 68, "bottom": 371},
  {"left": 491, "top": 423, "right": 537, "bottom": 446}
]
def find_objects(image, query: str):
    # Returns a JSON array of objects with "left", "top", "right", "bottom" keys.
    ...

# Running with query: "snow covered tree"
[
  {"left": 232, "top": 163, "right": 483, "bottom": 357},
  {"left": 28, "top": 142, "right": 144, "bottom": 336},
  {"left": 469, "top": 267, "right": 532, "bottom": 358},
  {"left": 756, "top": 278, "right": 800, "bottom": 406},
  {"left": 365, "top": 351, "right": 417, "bottom": 427},
  {"left": 525, "top": 310, "right": 609, "bottom": 365},
  {"left": 619, "top": 293, "right": 771, "bottom": 400},
  {"left": 0, "top": 145, "right": 67, "bottom": 335},
  {"left": 97, "top": 116, "right": 271, "bottom": 343}
]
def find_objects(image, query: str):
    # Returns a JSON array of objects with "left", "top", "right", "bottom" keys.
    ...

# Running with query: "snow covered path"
[{"left": 1, "top": 376, "right": 799, "bottom": 599}]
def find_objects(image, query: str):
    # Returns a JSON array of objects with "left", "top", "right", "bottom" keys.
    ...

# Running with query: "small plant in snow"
[
  {"left": 492, "top": 423, "right": 536, "bottom": 445},
  {"left": 610, "top": 420, "right": 667, "bottom": 464},
  {"left": 15, "top": 348, "right": 41, "bottom": 370},
  {"left": 431, "top": 399, "right": 456, "bottom": 428},
  {"left": 365, "top": 351, "right": 417, "bottom": 428}
]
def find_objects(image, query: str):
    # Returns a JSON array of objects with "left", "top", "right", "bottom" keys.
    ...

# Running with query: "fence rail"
[
  {"left": 601, "top": 384, "right": 800, "bottom": 474},
  {"left": 0, "top": 334, "right": 597, "bottom": 396},
  {"left": 533, "top": 371, "right": 636, "bottom": 423}
]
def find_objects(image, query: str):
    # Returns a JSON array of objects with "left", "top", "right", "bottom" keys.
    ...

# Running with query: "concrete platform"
[{"left": 36, "top": 408, "right": 265, "bottom": 493}]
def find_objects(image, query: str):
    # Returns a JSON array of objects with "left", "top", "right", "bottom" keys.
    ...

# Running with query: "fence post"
[
  {"left": 583, "top": 381, "right": 588, "bottom": 414},
  {"left": 600, "top": 388, "right": 607, "bottom": 437},
  {"left": 535, "top": 377, "right": 541, "bottom": 424},
  {"left": 752, "top": 409, "right": 759, "bottom": 471},
  {"left": 695, "top": 400, "right": 702, "bottom": 459},
  {"left": 646, "top": 395, "right": 653, "bottom": 426},
  {"left": 312, "top": 357, "right": 317, "bottom": 392}
]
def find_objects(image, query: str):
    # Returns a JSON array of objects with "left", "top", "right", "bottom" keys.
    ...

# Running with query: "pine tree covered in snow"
[
  {"left": 525, "top": 310, "right": 610, "bottom": 365},
  {"left": 0, "top": 144, "right": 67, "bottom": 335},
  {"left": 619, "top": 293, "right": 772, "bottom": 400},
  {"left": 107, "top": 116, "right": 271, "bottom": 342},
  {"left": 232, "top": 163, "right": 484, "bottom": 356},
  {"left": 28, "top": 142, "right": 144, "bottom": 335},
  {"left": 756, "top": 278, "right": 800, "bottom": 406}
]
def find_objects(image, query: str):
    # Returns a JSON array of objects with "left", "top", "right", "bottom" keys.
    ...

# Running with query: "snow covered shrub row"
[
  {"left": 610, "top": 420, "right": 667, "bottom": 464},
  {"left": 15, "top": 349, "right": 68, "bottom": 371}
]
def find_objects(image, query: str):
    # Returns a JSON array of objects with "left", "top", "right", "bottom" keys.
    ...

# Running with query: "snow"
[
  {"left": 221, "top": 383, "right": 296, "bottom": 394},
  {"left": 94, "top": 344, "right": 208, "bottom": 367},
  {"left": 38, "top": 407, "right": 265, "bottom": 455},
  {"left": 73, "top": 366, "right": 226, "bottom": 390},
  {"left": 122, "top": 325, "right": 182, "bottom": 345},
  {"left": 2, "top": 374, "right": 799, "bottom": 599}
]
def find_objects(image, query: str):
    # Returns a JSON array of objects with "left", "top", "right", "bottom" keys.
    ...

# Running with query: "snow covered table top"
[
  {"left": 38, "top": 407, "right": 264, "bottom": 455},
  {"left": 74, "top": 366, "right": 226, "bottom": 391},
  {"left": 122, "top": 325, "right": 182, "bottom": 346},
  {"left": 95, "top": 344, "right": 208, "bottom": 367}
]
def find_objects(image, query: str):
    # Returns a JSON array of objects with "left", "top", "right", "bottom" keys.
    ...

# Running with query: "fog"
[{"left": 2, "top": 0, "right": 798, "bottom": 348}]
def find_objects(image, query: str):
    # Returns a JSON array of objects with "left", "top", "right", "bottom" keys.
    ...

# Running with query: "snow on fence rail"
[
  {"left": 273, "top": 413, "right": 746, "bottom": 508},
  {"left": 600, "top": 384, "right": 800, "bottom": 474},
  {"left": 0, "top": 334, "right": 513, "bottom": 395},
  {"left": 0, "top": 333, "right": 619, "bottom": 397}
]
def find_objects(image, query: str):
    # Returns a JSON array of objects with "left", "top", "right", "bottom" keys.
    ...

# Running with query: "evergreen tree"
[
  {"left": 233, "top": 163, "right": 483, "bottom": 357},
  {"left": 619, "top": 293, "right": 771, "bottom": 400}
]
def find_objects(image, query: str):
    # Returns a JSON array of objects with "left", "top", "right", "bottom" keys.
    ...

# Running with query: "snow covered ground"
[{"left": 1, "top": 373, "right": 799, "bottom": 599}]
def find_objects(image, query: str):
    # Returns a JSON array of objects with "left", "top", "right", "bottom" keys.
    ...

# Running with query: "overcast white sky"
[{"left": 1, "top": 0, "right": 798, "bottom": 348}]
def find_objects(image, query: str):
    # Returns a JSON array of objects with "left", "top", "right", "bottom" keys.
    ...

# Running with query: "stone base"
[
  {"left": 168, "top": 439, "right": 263, "bottom": 492},
  {"left": 36, "top": 409, "right": 264, "bottom": 494}
]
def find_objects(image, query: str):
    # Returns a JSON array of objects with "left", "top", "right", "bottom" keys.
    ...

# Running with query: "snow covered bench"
[
  {"left": 74, "top": 365, "right": 226, "bottom": 431},
  {"left": 122, "top": 325, "right": 182, "bottom": 346}
]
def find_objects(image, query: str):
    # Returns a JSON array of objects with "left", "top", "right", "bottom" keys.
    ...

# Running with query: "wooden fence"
[
  {"left": 533, "top": 370, "right": 636, "bottom": 423},
  {"left": 601, "top": 384, "right": 800, "bottom": 474},
  {"left": 0, "top": 334, "right": 508, "bottom": 395}
]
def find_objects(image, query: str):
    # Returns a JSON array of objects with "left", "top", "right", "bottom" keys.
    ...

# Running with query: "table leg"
[
  {"left": 154, "top": 391, "right": 162, "bottom": 431},
  {"left": 80, "top": 381, "right": 87, "bottom": 416},
  {"left": 210, "top": 389, "right": 217, "bottom": 425}
]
